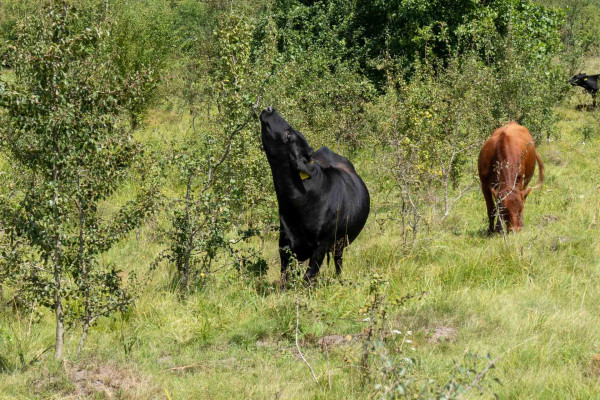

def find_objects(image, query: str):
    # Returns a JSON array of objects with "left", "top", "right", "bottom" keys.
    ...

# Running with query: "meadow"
[
  {"left": 2, "top": 0, "right": 600, "bottom": 398},
  {"left": 0, "top": 90, "right": 599, "bottom": 398}
]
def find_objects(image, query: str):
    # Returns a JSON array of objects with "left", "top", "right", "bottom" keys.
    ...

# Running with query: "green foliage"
[
  {"left": 157, "top": 13, "right": 276, "bottom": 293},
  {"left": 571, "top": 3, "right": 600, "bottom": 57},
  {"left": 0, "top": 0, "right": 32, "bottom": 67},
  {"left": 273, "top": 0, "right": 565, "bottom": 85},
  {"left": 109, "top": 0, "right": 174, "bottom": 73},
  {"left": 107, "top": 0, "right": 175, "bottom": 128},
  {"left": 159, "top": 136, "right": 237, "bottom": 293},
  {"left": 0, "top": 0, "right": 591, "bottom": 395},
  {"left": 209, "top": 13, "right": 277, "bottom": 227},
  {"left": 263, "top": 3, "right": 376, "bottom": 150},
  {"left": 371, "top": 55, "right": 494, "bottom": 242},
  {"left": 0, "top": 0, "right": 158, "bottom": 358},
  {"left": 540, "top": 0, "right": 600, "bottom": 63},
  {"left": 493, "top": 1, "right": 567, "bottom": 138}
]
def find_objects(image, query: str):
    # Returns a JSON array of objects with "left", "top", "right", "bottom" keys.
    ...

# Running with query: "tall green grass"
[{"left": 2, "top": 98, "right": 600, "bottom": 398}]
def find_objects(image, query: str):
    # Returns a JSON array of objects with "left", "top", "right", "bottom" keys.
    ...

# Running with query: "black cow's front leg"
[
  {"left": 279, "top": 229, "right": 293, "bottom": 282},
  {"left": 304, "top": 247, "right": 326, "bottom": 283}
]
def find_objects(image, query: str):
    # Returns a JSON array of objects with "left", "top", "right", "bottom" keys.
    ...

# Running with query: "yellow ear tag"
[
  {"left": 585, "top": 78, "right": 588, "bottom": 81},
  {"left": 299, "top": 171, "right": 310, "bottom": 180}
]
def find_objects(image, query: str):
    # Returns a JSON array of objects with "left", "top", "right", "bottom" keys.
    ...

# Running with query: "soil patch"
[
  {"left": 67, "top": 359, "right": 158, "bottom": 399},
  {"left": 426, "top": 326, "right": 457, "bottom": 344},
  {"left": 318, "top": 334, "right": 354, "bottom": 350}
]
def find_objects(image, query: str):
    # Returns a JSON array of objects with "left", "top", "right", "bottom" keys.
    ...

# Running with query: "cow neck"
[
  {"left": 267, "top": 158, "right": 309, "bottom": 211},
  {"left": 496, "top": 135, "right": 524, "bottom": 192}
]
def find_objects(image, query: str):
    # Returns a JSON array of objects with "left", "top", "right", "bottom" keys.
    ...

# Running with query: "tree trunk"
[
  {"left": 53, "top": 251, "right": 64, "bottom": 360},
  {"left": 183, "top": 177, "right": 193, "bottom": 293},
  {"left": 76, "top": 189, "right": 90, "bottom": 356},
  {"left": 130, "top": 111, "right": 139, "bottom": 131},
  {"left": 77, "top": 321, "right": 90, "bottom": 355},
  {"left": 52, "top": 147, "right": 65, "bottom": 360}
]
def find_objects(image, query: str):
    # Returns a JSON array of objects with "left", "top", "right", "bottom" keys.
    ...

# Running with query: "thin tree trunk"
[
  {"left": 77, "top": 322, "right": 90, "bottom": 355},
  {"left": 53, "top": 230, "right": 65, "bottom": 360},
  {"left": 130, "top": 112, "right": 138, "bottom": 131},
  {"left": 183, "top": 176, "right": 193, "bottom": 292},
  {"left": 76, "top": 181, "right": 91, "bottom": 355},
  {"left": 52, "top": 144, "right": 64, "bottom": 360}
]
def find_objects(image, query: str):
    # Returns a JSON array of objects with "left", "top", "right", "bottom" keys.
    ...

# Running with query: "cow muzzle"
[{"left": 260, "top": 106, "right": 276, "bottom": 124}]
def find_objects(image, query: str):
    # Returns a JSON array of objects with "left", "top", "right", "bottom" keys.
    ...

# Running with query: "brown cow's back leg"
[{"left": 482, "top": 185, "right": 497, "bottom": 234}]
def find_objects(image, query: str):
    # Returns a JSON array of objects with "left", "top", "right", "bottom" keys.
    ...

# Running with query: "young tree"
[
  {"left": 158, "top": 13, "right": 274, "bottom": 294},
  {"left": 0, "top": 0, "right": 158, "bottom": 359}
]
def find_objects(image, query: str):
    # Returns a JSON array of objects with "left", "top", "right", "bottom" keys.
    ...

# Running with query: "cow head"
[
  {"left": 569, "top": 73, "right": 587, "bottom": 87},
  {"left": 260, "top": 106, "right": 316, "bottom": 179},
  {"left": 491, "top": 187, "right": 532, "bottom": 232}
]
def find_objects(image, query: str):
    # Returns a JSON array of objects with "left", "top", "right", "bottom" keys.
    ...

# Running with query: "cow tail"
[{"left": 533, "top": 151, "right": 544, "bottom": 189}]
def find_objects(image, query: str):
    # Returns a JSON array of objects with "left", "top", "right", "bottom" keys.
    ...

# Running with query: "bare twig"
[
  {"left": 441, "top": 181, "right": 476, "bottom": 222},
  {"left": 166, "top": 363, "right": 200, "bottom": 372},
  {"left": 455, "top": 336, "right": 537, "bottom": 399},
  {"left": 199, "top": 72, "right": 274, "bottom": 197},
  {"left": 459, "top": 356, "right": 499, "bottom": 397},
  {"left": 295, "top": 290, "right": 319, "bottom": 385}
]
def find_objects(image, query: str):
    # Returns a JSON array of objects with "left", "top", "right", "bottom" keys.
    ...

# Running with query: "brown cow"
[{"left": 478, "top": 121, "right": 544, "bottom": 233}]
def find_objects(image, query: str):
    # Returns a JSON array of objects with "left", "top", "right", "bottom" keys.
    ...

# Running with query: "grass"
[{"left": 2, "top": 95, "right": 600, "bottom": 398}]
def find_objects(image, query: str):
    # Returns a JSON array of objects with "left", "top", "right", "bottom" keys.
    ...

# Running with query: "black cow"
[
  {"left": 569, "top": 73, "right": 599, "bottom": 107},
  {"left": 259, "top": 107, "right": 370, "bottom": 281}
]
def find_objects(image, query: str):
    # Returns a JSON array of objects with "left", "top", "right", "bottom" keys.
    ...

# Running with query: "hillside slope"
[{"left": 1, "top": 97, "right": 600, "bottom": 399}]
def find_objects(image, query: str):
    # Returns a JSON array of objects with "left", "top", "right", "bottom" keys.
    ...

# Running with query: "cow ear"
[
  {"left": 522, "top": 187, "right": 532, "bottom": 200},
  {"left": 295, "top": 158, "right": 316, "bottom": 178},
  {"left": 291, "top": 145, "right": 315, "bottom": 177},
  {"left": 490, "top": 187, "right": 498, "bottom": 198}
]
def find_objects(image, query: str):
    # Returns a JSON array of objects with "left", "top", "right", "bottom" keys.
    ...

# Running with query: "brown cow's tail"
[{"left": 532, "top": 151, "right": 544, "bottom": 189}]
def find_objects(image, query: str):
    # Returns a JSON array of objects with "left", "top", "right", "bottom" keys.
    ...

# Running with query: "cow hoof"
[{"left": 303, "top": 273, "right": 318, "bottom": 286}]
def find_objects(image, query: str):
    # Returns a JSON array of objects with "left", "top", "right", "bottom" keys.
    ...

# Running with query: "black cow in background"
[
  {"left": 569, "top": 73, "right": 599, "bottom": 107},
  {"left": 260, "top": 107, "right": 370, "bottom": 282}
]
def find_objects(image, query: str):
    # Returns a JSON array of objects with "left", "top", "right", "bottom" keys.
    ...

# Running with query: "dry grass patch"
[{"left": 32, "top": 359, "right": 160, "bottom": 399}]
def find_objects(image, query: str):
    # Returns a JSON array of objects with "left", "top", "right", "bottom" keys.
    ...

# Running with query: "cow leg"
[
  {"left": 304, "top": 247, "right": 326, "bottom": 283},
  {"left": 482, "top": 186, "right": 496, "bottom": 234},
  {"left": 333, "top": 238, "right": 345, "bottom": 275},
  {"left": 279, "top": 229, "right": 292, "bottom": 282}
]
